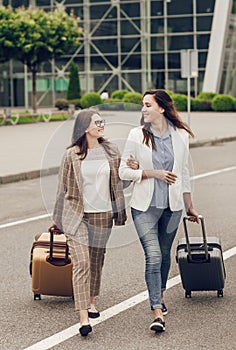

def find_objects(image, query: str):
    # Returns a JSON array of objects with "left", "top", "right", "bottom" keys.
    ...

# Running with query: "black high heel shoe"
[
  {"left": 79, "top": 324, "right": 92, "bottom": 337},
  {"left": 88, "top": 310, "right": 100, "bottom": 318}
]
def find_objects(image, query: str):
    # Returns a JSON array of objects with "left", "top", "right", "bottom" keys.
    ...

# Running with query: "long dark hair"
[
  {"left": 68, "top": 108, "right": 106, "bottom": 159},
  {"left": 141, "top": 89, "right": 194, "bottom": 148}
]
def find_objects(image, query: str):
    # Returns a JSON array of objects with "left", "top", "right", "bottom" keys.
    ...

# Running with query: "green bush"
[
  {"left": 211, "top": 94, "right": 234, "bottom": 111},
  {"left": 111, "top": 89, "right": 129, "bottom": 100},
  {"left": 165, "top": 90, "right": 174, "bottom": 97},
  {"left": 123, "top": 103, "right": 142, "bottom": 111},
  {"left": 67, "top": 99, "right": 81, "bottom": 108},
  {"left": 122, "top": 92, "right": 142, "bottom": 105},
  {"left": 172, "top": 94, "right": 187, "bottom": 111},
  {"left": 191, "top": 98, "right": 213, "bottom": 111},
  {"left": 80, "top": 92, "right": 102, "bottom": 108},
  {"left": 233, "top": 98, "right": 236, "bottom": 111},
  {"left": 197, "top": 92, "right": 217, "bottom": 100},
  {"left": 55, "top": 98, "right": 69, "bottom": 110},
  {"left": 99, "top": 98, "right": 125, "bottom": 110}
]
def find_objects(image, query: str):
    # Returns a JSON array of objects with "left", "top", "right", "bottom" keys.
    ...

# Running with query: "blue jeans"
[{"left": 131, "top": 207, "right": 182, "bottom": 310}]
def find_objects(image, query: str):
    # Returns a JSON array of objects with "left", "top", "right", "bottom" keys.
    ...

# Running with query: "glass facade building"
[{"left": 0, "top": 0, "right": 235, "bottom": 108}]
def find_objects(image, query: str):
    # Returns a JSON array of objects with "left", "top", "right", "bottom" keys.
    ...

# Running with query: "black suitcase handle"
[
  {"left": 49, "top": 230, "right": 70, "bottom": 264},
  {"left": 183, "top": 215, "right": 209, "bottom": 263}
]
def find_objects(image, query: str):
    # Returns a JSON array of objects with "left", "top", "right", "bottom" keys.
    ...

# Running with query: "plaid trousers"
[{"left": 66, "top": 211, "right": 113, "bottom": 311}]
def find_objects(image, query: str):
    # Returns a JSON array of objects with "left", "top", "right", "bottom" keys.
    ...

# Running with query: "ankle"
[
  {"left": 89, "top": 304, "right": 98, "bottom": 312},
  {"left": 153, "top": 308, "right": 164, "bottom": 321},
  {"left": 79, "top": 310, "right": 89, "bottom": 325}
]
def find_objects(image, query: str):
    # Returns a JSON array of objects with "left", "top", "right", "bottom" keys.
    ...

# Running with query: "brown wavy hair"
[
  {"left": 67, "top": 108, "right": 106, "bottom": 159},
  {"left": 141, "top": 89, "right": 194, "bottom": 149}
]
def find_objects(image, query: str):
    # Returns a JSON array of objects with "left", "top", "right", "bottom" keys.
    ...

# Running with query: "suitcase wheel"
[
  {"left": 217, "top": 289, "right": 224, "bottom": 297},
  {"left": 185, "top": 290, "right": 192, "bottom": 298},
  {"left": 34, "top": 293, "right": 41, "bottom": 300}
]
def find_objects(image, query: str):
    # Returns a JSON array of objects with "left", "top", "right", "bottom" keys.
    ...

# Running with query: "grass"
[{"left": 3, "top": 111, "right": 70, "bottom": 125}]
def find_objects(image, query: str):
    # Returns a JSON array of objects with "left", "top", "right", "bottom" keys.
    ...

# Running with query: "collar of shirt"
[{"left": 150, "top": 125, "right": 171, "bottom": 140}]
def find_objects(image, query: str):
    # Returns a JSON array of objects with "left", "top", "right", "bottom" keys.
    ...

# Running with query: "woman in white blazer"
[{"left": 119, "top": 89, "right": 199, "bottom": 333}]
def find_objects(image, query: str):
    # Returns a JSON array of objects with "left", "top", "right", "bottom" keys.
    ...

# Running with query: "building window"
[
  {"left": 196, "top": 0, "right": 215, "bottom": 14},
  {"left": 167, "top": 0, "right": 193, "bottom": 16},
  {"left": 197, "top": 15, "right": 213, "bottom": 31}
]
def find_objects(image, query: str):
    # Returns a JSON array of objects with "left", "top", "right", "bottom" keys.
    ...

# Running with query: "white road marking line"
[
  {"left": 1, "top": 165, "right": 236, "bottom": 230},
  {"left": 0, "top": 213, "right": 51, "bottom": 229},
  {"left": 192, "top": 166, "right": 236, "bottom": 180},
  {"left": 223, "top": 246, "right": 236, "bottom": 260},
  {"left": 23, "top": 246, "right": 235, "bottom": 350}
]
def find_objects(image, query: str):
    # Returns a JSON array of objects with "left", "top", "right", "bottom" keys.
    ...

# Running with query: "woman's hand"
[
  {"left": 48, "top": 224, "right": 64, "bottom": 235},
  {"left": 186, "top": 207, "right": 200, "bottom": 224},
  {"left": 155, "top": 170, "right": 177, "bottom": 185},
  {"left": 126, "top": 154, "right": 139, "bottom": 170}
]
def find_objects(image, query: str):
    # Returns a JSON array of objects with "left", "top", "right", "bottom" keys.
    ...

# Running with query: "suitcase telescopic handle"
[
  {"left": 49, "top": 230, "right": 70, "bottom": 263},
  {"left": 183, "top": 215, "right": 209, "bottom": 263}
]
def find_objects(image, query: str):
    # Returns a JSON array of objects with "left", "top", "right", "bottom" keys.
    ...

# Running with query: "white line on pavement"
[
  {"left": 1, "top": 165, "right": 236, "bottom": 230},
  {"left": 192, "top": 165, "right": 236, "bottom": 180},
  {"left": 23, "top": 246, "right": 236, "bottom": 350},
  {"left": 0, "top": 213, "right": 51, "bottom": 229}
]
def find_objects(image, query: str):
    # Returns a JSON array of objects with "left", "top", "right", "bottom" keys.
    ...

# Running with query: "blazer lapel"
[{"left": 71, "top": 146, "right": 83, "bottom": 192}]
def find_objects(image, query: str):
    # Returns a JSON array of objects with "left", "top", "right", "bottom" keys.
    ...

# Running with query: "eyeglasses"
[{"left": 94, "top": 119, "right": 106, "bottom": 127}]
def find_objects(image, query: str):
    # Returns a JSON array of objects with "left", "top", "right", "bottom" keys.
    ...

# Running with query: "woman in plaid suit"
[{"left": 50, "top": 109, "right": 128, "bottom": 337}]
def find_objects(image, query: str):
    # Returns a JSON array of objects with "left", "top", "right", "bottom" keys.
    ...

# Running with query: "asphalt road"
[
  {"left": 0, "top": 141, "right": 236, "bottom": 350},
  {"left": 1, "top": 111, "right": 236, "bottom": 180}
]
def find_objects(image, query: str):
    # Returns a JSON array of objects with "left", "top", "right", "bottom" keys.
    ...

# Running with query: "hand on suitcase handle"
[
  {"left": 48, "top": 224, "right": 64, "bottom": 235},
  {"left": 183, "top": 214, "right": 209, "bottom": 263},
  {"left": 186, "top": 208, "right": 200, "bottom": 224}
]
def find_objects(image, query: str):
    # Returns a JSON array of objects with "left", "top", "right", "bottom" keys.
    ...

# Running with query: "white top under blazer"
[{"left": 119, "top": 125, "right": 192, "bottom": 212}]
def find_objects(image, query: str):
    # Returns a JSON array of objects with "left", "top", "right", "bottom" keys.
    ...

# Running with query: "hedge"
[
  {"left": 197, "top": 92, "right": 217, "bottom": 100},
  {"left": 55, "top": 98, "right": 69, "bottom": 110},
  {"left": 55, "top": 91, "right": 236, "bottom": 112},
  {"left": 99, "top": 98, "right": 125, "bottom": 110},
  {"left": 80, "top": 92, "right": 102, "bottom": 109},
  {"left": 191, "top": 98, "right": 213, "bottom": 111},
  {"left": 211, "top": 94, "right": 234, "bottom": 112},
  {"left": 172, "top": 94, "right": 187, "bottom": 111},
  {"left": 111, "top": 89, "right": 129, "bottom": 100},
  {"left": 122, "top": 92, "right": 142, "bottom": 104}
]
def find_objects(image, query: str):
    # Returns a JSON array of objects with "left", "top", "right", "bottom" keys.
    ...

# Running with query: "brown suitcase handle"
[
  {"left": 183, "top": 215, "right": 209, "bottom": 263},
  {"left": 29, "top": 232, "right": 70, "bottom": 276},
  {"left": 48, "top": 230, "right": 70, "bottom": 264}
]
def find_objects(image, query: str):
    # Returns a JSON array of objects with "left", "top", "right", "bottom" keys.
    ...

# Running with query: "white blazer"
[{"left": 119, "top": 125, "right": 191, "bottom": 212}]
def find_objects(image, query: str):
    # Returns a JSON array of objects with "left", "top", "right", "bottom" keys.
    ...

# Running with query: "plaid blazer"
[{"left": 53, "top": 141, "right": 127, "bottom": 236}]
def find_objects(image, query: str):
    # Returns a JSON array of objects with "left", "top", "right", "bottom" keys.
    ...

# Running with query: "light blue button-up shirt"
[{"left": 150, "top": 126, "right": 174, "bottom": 209}]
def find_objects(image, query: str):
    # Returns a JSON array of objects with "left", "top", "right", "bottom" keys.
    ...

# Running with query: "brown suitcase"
[{"left": 30, "top": 231, "right": 73, "bottom": 300}]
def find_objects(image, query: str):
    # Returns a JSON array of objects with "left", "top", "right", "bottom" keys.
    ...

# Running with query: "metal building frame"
[
  {"left": 2, "top": 0, "right": 235, "bottom": 108},
  {"left": 24, "top": 0, "right": 157, "bottom": 108},
  {"left": 30, "top": 0, "right": 198, "bottom": 107}
]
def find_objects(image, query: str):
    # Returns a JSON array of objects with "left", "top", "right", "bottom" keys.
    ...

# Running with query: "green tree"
[
  {"left": 67, "top": 60, "right": 81, "bottom": 100},
  {"left": 0, "top": 6, "right": 82, "bottom": 112},
  {"left": 0, "top": 6, "right": 16, "bottom": 62}
]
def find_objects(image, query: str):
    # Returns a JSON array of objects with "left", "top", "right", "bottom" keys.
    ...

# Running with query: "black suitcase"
[{"left": 176, "top": 216, "right": 226, "bottom": 298}]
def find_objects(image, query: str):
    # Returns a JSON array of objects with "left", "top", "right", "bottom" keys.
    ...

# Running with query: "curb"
[
  {"left": 0, "top": 167, "right": 59, "bottom": 185},
  {"left": 189, "top": 135, "right": 236, "bottom": 148},
  {"left": 1, "top": 136, "right": 236, "bottom": 185}
]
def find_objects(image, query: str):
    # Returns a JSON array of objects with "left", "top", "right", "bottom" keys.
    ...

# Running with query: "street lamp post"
[{"left": 180, "top": 49, "right": 198, "bottom": 127}]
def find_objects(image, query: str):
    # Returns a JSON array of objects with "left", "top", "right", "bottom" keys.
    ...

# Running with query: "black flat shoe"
[
  {"left": 88, "top": 310, "right": 100, "bottom": 318},
  {"left": 79, "top": 324, "right": 92, "bottom": 337},
  {"left": 161, "top": 303, "right": 168, "bottom": 316},
  {"left": 149, "top": 318, "right": 165, "bottom": 332}
]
